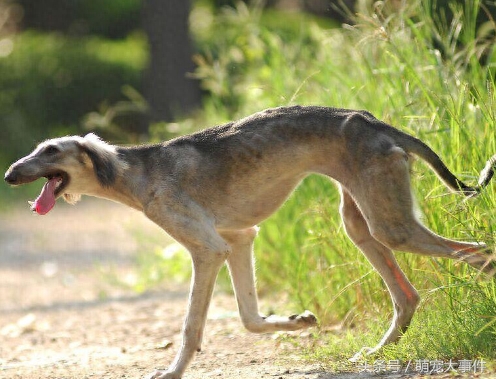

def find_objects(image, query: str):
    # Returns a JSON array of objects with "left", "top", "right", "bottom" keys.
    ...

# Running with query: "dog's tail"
[{"left": 399, "top": 133, "right": 495, "bottom": 197}]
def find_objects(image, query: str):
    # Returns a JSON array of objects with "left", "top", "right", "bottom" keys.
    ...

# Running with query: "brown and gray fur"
[{"left": 4, "top": 106, "right": 496, "bottom": 379}]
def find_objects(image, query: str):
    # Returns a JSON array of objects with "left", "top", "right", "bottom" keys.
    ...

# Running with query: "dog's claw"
[{"left": 288, "top": 310, "right": 318, "bottom": 327}]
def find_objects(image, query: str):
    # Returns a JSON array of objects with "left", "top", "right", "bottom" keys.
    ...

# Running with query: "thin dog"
[{"left": 4, "top": 106, "right": 496, "bottom": 379}]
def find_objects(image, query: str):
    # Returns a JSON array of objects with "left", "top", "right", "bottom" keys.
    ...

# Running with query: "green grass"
[{"left": 175, "top": 0, "right": 496, "bottom": 368}]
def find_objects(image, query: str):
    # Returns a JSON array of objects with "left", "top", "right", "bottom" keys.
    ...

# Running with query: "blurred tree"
[
  {"left": 17, "top": 0, "right": 141, "bottom": 38},
  {"left": 16, "top": 0, "right": 202, "bottom": 124},
  {"left": 142, "top": 0, "right": 202, "bottom": 121}
]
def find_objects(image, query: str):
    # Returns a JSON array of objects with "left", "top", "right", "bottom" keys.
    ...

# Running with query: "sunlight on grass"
[{"left": 136, "top": 0, "right": 496, "bottom": 368}]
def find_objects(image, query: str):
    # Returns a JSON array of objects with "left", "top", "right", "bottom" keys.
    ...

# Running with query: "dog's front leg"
[
  {"left": 144, "top": 202, "right": 231, "bottom": 379},
  {"left": 147, "top": 249, "right": 227, "bottom": 379}
]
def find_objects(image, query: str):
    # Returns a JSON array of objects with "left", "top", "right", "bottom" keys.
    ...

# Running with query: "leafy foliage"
[
  {"left": 0, "top": 32, "right": 146, "bottom": 164},
  {"left": 187, "top": 0, "right": 496, "bottom": 362}
]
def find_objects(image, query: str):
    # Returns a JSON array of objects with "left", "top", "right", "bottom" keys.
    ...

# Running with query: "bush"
[
  {"left": 18, "top": 0, "right": 142, "bottom": 39},
  {"left": 0, "top": 31, "right": 146, "bottom": 164}
]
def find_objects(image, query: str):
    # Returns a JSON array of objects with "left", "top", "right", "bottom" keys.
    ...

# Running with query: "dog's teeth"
[{"left": 28, "top": 201, "right": 37, "bottom": 213}]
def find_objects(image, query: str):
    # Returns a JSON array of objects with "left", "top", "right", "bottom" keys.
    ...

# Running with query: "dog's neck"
[
  {"left": 91, "top": 166, "right": 146, "bottom": 212},
  {"left": 69, "top": 146, "right": 148, "bottom": 212},
  {"left": 97, "top": 179, "right": 144, "bottom": 211}
]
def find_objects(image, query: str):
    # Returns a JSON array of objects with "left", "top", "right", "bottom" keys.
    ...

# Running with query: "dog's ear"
[{"left": 78, "top": 134, "right": 117, "bottom": 187}]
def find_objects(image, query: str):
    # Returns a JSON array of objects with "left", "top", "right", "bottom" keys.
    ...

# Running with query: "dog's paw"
[
  {"left": 289, "top": 310, "right": 318, "bottom": 327},
  {"left": 145, "top": 369, "right": 180, "bottom": 379},
  {"left": 260, "top": 310, "right": 318, "bottom": 332}
]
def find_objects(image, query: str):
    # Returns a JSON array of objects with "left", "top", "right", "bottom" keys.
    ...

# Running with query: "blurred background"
[
  {"left": 1, "top": 0, "right": 495, "bottom": 173},
  {"left": 0, "top": 0, "right": 355, "bottom": 169},
  {"left": 1, "top": 0, "right": 496, "bottom": 368}
]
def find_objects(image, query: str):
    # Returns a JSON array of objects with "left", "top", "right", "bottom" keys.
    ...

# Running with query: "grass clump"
[{"left": 185, "top": 0, "right": 496, "bottom": 364}]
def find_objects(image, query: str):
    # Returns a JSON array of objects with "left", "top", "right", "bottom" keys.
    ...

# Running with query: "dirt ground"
[{"left": 0, "top": 199, "right": 489, "bottom": 379}]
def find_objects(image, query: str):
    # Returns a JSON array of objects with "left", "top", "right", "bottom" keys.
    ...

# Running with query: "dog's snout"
[{"left": 4, "top": 169, "right": 18, "bottom": 184}]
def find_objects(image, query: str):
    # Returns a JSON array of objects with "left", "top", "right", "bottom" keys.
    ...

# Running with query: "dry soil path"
[{"left": 0, "top": 199, "right": 484, "bottom": 379}]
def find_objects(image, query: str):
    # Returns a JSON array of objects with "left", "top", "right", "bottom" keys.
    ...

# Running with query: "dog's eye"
[{"left": 45, "top": 145, "right": 60, "bottom": 155}]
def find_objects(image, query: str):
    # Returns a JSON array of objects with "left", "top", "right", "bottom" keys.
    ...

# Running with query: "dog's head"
[{"left": 4, "top": 133, "right": 124, "bottom": 215}]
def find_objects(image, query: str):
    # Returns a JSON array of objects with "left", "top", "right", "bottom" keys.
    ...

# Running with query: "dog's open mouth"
[{"left": 30, "top": 173, "right": 69, "bottom": 215}]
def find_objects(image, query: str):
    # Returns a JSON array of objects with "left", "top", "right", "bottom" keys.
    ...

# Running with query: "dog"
[{"left": 4, "top": 106, "right": 496, "bottom": 379}]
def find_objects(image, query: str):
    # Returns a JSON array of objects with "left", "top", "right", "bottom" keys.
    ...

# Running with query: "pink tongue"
[{"left": 31, "top": 177, "right": 61, "bottom": 215}]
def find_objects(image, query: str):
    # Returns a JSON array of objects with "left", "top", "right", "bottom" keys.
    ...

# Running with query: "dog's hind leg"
[
  {"left": 221, "top": 227, "right": 318, "bottom": 333},
  {"left": 339, "top": 187, "right": 420, "bottom": 359},
  {"left": 351, "top": 147, "right": 495, "bottom": 274}
]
